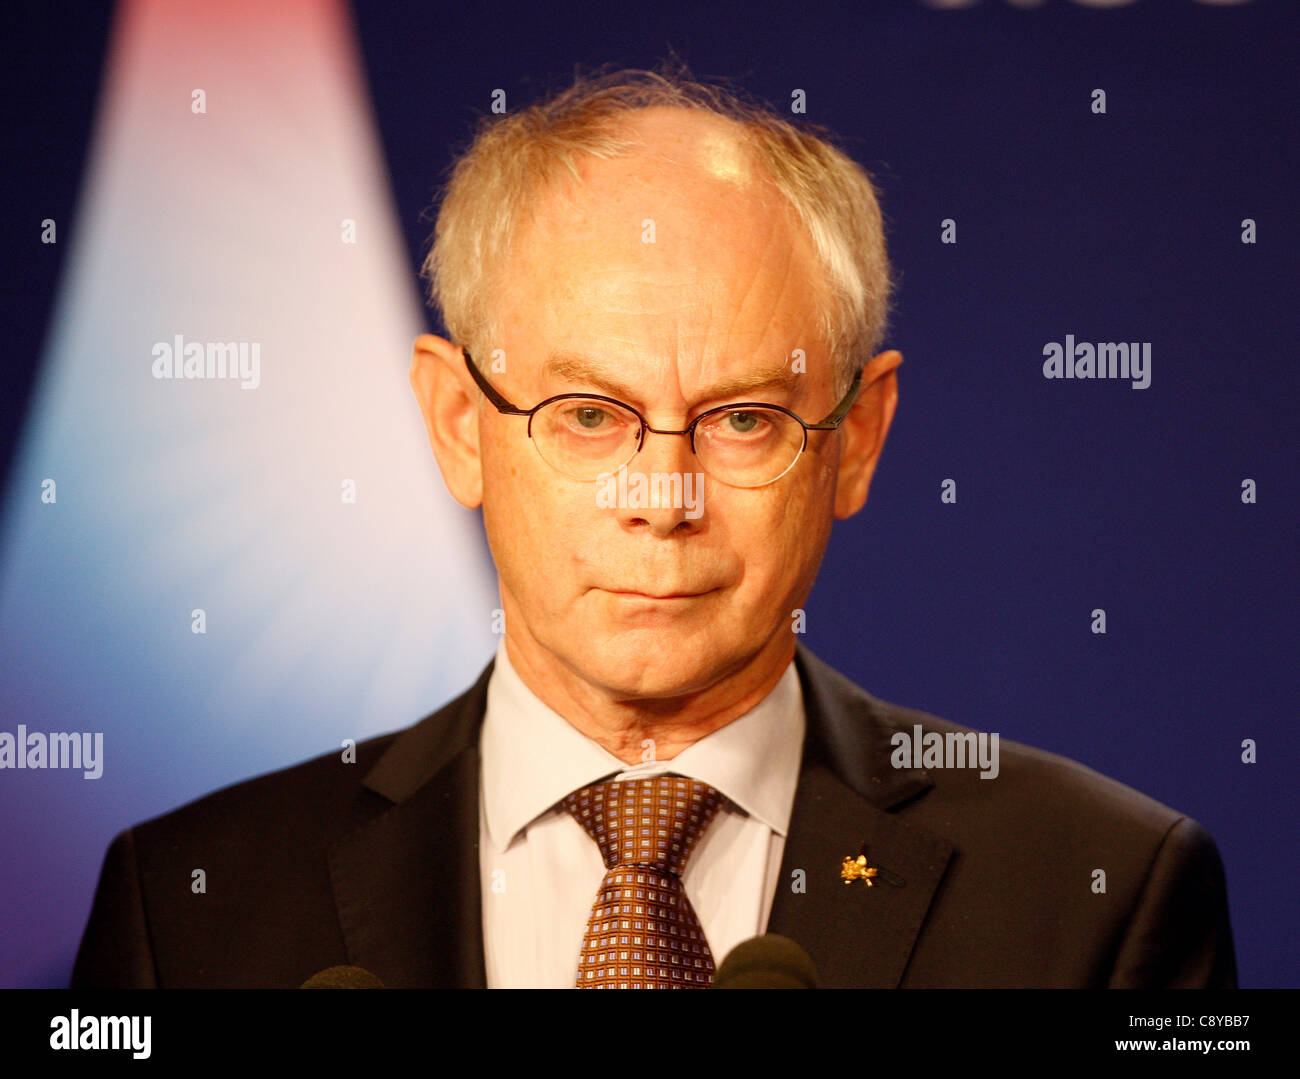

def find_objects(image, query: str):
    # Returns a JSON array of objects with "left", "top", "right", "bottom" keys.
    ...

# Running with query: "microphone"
[
  {"left": 712, "top": 934, "right": 819, "bottom": 988},
  {"left": 300, "top": 965, "right": 386, "bottom": 989}
]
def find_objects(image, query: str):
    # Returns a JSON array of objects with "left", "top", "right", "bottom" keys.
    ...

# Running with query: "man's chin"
[{"left": 561, "top": 624, "right": 743, "bottom": 701}]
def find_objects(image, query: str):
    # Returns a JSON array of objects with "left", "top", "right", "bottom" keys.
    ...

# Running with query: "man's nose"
[
  {"left": 616, "top": 425, "right": 707, "bottom": 531},
  {"left": 633, "top": 423, "right": 697, "bottom": 477}
]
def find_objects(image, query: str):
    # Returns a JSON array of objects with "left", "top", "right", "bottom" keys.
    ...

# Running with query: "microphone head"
[
  {"left": 712, "top": 934, "right": 819, "bottom": 989},
  {"left": 300, "top": 965, "right": 386, "bottom": 989}
]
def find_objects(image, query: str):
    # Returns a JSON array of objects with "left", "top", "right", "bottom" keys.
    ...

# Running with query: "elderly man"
[{"left": 73, "top": 69, "right": 1235, "bottom": 989}]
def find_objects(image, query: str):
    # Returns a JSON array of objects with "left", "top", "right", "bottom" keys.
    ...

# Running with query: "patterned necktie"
[{"left": 563, "top": 774, "right": 726, "bottom": 988}]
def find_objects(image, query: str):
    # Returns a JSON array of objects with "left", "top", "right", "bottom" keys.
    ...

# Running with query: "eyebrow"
[{"left": 543, "top": 351, "right": 803, "bottom": 405}]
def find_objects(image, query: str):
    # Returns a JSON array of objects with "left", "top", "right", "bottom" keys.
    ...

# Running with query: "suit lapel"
[
  {"left": 328, "top": 661, "right": 495, "bottom": 988},
  {"left": 766, "top": 647, "right": 954, "bottom": 988}
]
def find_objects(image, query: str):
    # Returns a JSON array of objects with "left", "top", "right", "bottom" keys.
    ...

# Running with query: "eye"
[
  {"left": 554, "top": 401, "right": 630, "bottom": 434},
  {"left": 722, "top": 410, "right": 763, "bottom": 434},
  {"left": 573, "top": 406, "right": 607, "bottom": 430}
]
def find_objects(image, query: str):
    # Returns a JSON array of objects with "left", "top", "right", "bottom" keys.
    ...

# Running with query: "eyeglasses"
[{"left": 462, "top": 349, "right": 864, "bottom": 488}]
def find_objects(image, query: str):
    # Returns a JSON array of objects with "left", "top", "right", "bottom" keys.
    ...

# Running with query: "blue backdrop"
[{"left": 1, "top": 0, "right": 1295, "bottom": 988}]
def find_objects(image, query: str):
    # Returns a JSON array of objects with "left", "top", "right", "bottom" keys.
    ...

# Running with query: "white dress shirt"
[{"left": 479, "top": 639, "right": 806, "bottom": 989}]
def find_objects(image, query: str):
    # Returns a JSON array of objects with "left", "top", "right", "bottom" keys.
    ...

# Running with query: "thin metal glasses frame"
[{"left": 462, "top": 348, "right": 864, "bottom": 485}]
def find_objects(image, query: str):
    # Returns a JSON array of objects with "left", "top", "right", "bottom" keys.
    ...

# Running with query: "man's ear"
[
  {"left": 410, "top": 334, "right": 483, "bottom": 509},
  {"left": 834, "top": 350, "right": 902, "bottom": 519}
]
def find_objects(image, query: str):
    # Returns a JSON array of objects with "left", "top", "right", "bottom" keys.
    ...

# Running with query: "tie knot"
[{"left": 562, "top": 775, "right": 725, "bottom": 875}]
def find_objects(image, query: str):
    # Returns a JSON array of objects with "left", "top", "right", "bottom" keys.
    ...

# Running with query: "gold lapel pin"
[{"left": 840, "top": 846, "right": 879, "bottom": 887}]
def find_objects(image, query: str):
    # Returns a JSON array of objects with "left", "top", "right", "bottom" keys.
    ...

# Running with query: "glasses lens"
[
  {"left": 695, "top": 407, "right": 805, "bottom": 488},
  {"left": 533, "top": 398, "right": 643, "bottom": 480}
]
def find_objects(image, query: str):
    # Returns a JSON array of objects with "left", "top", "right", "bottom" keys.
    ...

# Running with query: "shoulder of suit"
[
  {"left": 124, "top": 729, "right": 397, "bottom": 852},
  {"left": 886, "top": 698, "right": 1185, "bottom": 828},
  {"left": 797, "top": 644, "right": 1196, "bottom": 844},
  {"left": 123, "top": 666, "right": 491, "bottom": 852}
]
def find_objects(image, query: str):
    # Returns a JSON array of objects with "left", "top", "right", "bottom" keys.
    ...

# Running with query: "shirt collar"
[{"left": 479, "top": 640, "right": 805, "bottom": 854}]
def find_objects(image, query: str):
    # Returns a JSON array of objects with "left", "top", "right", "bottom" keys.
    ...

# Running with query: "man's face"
[{"left": 474, "top": 109, "right": 863, "bottom": 702}]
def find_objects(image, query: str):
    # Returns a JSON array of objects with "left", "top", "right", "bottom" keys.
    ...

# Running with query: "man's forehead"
[
  {"left": 506, "top": 116, "right": 812, "bottom": 296},
  {"left": 496, "top": 107, "right": 832, "bottom": 379},
  {"left": 541, "top": 347, "right": 804, "bottom": 402}
]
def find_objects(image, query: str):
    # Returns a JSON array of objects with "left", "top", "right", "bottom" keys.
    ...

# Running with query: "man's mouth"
[{"left": 605, "top": 588, "right": 710, "bottom": 600}]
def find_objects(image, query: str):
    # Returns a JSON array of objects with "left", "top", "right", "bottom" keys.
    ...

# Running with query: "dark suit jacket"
[{"left": 71, "top": 644, "right": 1236, "bottom": 988}]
